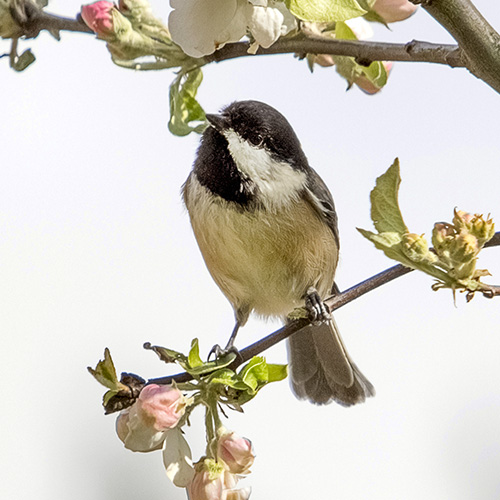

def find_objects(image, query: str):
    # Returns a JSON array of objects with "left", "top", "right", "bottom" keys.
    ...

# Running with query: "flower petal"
[
  {"left": 162, "top": 428, "right": 195, "bottom": 487},
  {"left": 247, "top": 2, "right": 296, "bottom": 48},
  {"left": 168, "top": 0, "right": 247, "bottom": 57}
]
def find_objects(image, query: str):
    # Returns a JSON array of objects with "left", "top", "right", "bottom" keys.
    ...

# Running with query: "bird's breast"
[{"left": 183, "top": 175, "right": 338, "bottom": 320}]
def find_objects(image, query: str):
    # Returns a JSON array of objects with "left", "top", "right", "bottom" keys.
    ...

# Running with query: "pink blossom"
[
  {"left": 138, "top": 384, "right": 186, "bottom": 430},
  {"left": 116, "top": 384, "right": 188, "bottom": 452},
  {"left": 217, "top": 432, "right": 255, "bottom": 475},
  {"left": 187, "top": 464, "right": 224, "bottom": 500},
  {"left": 81, "top": 1, "right": 116, "bottom": 37},
  {"left": 187, "top": 461, "right": 251, "bottom": 500},
  {"left": 373, "top": 0, "right": 418, "bottom": 23}
]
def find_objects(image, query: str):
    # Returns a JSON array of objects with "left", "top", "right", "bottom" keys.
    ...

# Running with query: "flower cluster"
[
  {"left": 115, "top": 383, "right": 255, "bottom": 499},
  {"left": 432, "top": 210, "right": 495, "bottom": 282},
  {"left": 80, "top": 0, "right": 188, "bottom": 64},
  {"left": 166, "top": 0, "right": 417, "bottom": 93},
  {"left": 90, "top": 343, "right": 284, "bottom": 499}
]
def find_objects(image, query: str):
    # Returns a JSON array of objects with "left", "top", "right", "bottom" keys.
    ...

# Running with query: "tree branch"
[
  {"left": 10, "top": 0, "right": 92, "bottom": 38},
  {"left": 412, "top": 0, "right": 500, "bottom": 93},
  {"left": 207, "top": 37, "right": 465, "bottom": 68},
  {"left": 148, "top": 231, "right": 500, "bottom": 387},
  {"left": 6, "top": 1, "right": 466, "bottom": 69}
]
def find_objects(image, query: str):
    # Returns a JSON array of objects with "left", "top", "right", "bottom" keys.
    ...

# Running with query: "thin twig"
[{"left": 148, "top": 232, "right": 500, "bottom": 386}]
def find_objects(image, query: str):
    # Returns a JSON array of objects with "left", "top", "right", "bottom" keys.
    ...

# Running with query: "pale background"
[{"left": 2, "top": 2, "right": 500, "bottom": 499}]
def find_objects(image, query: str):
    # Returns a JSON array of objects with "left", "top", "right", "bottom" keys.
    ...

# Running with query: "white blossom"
[{"left": 168, "top": 0, "right": 296, "bottom": 58}]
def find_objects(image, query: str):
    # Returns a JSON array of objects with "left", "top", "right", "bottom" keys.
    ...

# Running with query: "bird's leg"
[
  {"left": 208, "top": 322, "right": 241, "bottom": 360},
  {"left": 305, "top": 287, "right": 331, "bottom": 324}
]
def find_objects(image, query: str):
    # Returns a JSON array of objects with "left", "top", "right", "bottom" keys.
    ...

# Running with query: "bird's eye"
[{"left": 247, "top": 133, "right": 263, "bottom": 146}]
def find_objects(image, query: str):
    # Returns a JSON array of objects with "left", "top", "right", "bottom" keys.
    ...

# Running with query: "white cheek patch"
[{"left": 224, "top": 129, "right": 307, "bottom": 209}]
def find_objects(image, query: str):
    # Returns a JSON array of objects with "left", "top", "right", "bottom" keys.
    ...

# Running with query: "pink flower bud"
[
  {"left": 187, "top": 461, "right": 225, "bottom": 500},
  {"left": 355, "top": 61, "right": 393, "bottom": 95},
  {"left": 138, "top": 384, "right": 186, "bottom": 431},
  {"left": 81, "top": 1, "right": 116, "bottom": 38},
  {"left": 116, "top": 384, "right": 188, "bottom": 452},
  {"left": 187, "top": 461, "right": 251, "bottom": 500},
  {"left": 372, "top": 0, "right": 418, "bottom": 23},
  {"left": 218, "top": 431, "right": 255, "bottom": 475}
]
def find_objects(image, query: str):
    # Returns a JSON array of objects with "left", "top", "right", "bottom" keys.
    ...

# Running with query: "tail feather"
[{"left": 287, "top": 319, "right": 375, "bottom": 406}]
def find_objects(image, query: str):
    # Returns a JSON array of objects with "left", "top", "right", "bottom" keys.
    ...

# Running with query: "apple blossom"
[
  {"left": 81, "top": 1, "right": 116, "bottom": 38},
  {"left": 217, "top": 431, "right": 255, "bottom": 475},
  {"left": 168, "top": 0, "right": 297, "bottom": 58},
  {"left": 372, "top": 0, "right": 418, "bottom": 23},
  {"left": 187, "top": 460, "right": 251, "bottom": 500},
  {"left": 138, "top": 384, "right": 187, "bottom": 430},
  {"left": 116, "top": 384, "right": 188, "bottom": 452}
]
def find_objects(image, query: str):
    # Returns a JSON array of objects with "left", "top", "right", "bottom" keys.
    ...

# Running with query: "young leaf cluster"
[{"left": 358, "top": 159, "right": 496, "bottom": 296}]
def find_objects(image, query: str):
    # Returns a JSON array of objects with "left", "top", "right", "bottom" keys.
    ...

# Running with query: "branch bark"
[
  {"left": 412, "top": 0, "right": 500, "bottom": 93},
  {"left": 207, "top": 37, "right": 465, "bottom": 68},
  {"left": 148, "top": 231, "right": 500, "bottom": 386}
]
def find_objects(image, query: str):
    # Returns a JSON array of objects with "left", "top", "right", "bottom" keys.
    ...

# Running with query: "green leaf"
[
  {"left": 207, "top": 368, "right": 249, "bottom": 390},
  {"left": 11, "top": 49, "right": 36, "bottom": 72},
  {"left": 88, "top": 348, "right": 121, "bottom": 390},
  {"left": 185, "top": 351, "right": 238, "bottom": 377},
  {"left": 239, "top": 356, "right": 268, "bottom": 391},
  {"left": 357, "top": 228, "right": 452, "bottom": 283},
  {"left": 168, "top": 68, "right": 206, "bottom": 137},
  {"left": 144, "top": 342, "right": 189, "bottom": 366},
  {"left": 266, "top": 363, "right": 288, "bottom": 383},
  {"left": 188, "top": 338, "right": 203, "bottom": 368},
  {"left": 286, "top": 0, "right": 366, "bottom": 22},
  {"left": 370, "top": 159, "right": 408, "bottom": 234},
  {"left": 333, "top": 22, "right": 389, "bottom": 91}
]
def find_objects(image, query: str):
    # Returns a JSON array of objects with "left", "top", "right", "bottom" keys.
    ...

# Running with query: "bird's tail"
[{"left": 287, "top": 317, "right": 375, "bottom": 406}]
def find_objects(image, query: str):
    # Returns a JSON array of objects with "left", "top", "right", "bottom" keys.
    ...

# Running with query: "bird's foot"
[
  {"left": 207, "top": 343, "right": 241, "bottom": 362},
  {"left": 305, "top": 287, "right": 331, "bottom": 324}
]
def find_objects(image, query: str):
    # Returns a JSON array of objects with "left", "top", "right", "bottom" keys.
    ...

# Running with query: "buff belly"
[{"left": 184, "top": 177, "right": 339, "bottom": 324}]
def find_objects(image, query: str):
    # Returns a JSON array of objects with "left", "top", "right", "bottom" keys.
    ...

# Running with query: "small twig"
[{"left": 148, "top": 231, "right": 500, "bottom": 387}]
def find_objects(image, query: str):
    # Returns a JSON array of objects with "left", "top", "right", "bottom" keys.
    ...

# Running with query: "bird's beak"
[{"left": 206, "top": 113, "right": 229, "bottom": 132}]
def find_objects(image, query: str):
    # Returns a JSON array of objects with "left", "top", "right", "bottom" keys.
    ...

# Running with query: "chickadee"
[{"left": 183, "top": 100, "right": 374, "bottom": 406}]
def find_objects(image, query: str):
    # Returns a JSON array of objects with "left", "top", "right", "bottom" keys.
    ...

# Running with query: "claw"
[
  {"left": 305, "top": 287, "right": 331, "bottom": 324},
  {"left": 207, "top": 344, "right": 241, "bottom": 362}
]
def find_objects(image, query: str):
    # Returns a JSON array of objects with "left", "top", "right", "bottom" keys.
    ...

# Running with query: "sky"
[{"left": 1, "top": 1, "right": 500, "bottom": 499}]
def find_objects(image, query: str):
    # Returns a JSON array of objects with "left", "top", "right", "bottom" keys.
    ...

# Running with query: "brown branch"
[
  {"left": 148, "top": 231, "right": 500, "bottom": 387},
  {"left": 207, "top": 37, "right": 465, "bottom": 68},
  {"left": 10, "top": 0, "right": 92, "bottom": 38},
  {"left": 411, "top": 0, "right": 500, "bottom": 93},
  {"left": 6, "top": 1, "right": 466, "bottom": 69}
]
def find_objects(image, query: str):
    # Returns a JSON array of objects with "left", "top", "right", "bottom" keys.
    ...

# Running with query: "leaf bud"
[
  {"left": 431, "top": 222, "right": 455, "bottom": 256},
  {"left": 469, "top": 214, "right": 495, "bottom": 247},
  {"left": 452, "top": 209, "right": 474, "bottom": 232},
  {"left": 401, "top": 232, "right": 436, "bottom": 263},
  {"left": 449, "top": 232, "right": 479, "bottom": 264}
]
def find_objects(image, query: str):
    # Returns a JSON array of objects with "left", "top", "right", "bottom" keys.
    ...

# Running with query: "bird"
[{"left": 182, "top": 100, "right": 374, "bottom": 406}]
